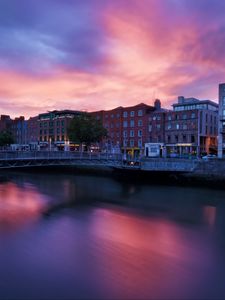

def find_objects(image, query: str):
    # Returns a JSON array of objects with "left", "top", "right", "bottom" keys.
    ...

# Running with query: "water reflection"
[
  {"left": 0, "top": 182, "right": 49, "bottom": 230},
  {"left": 0, "top": 172, "right": 225, "bottom": 299}
]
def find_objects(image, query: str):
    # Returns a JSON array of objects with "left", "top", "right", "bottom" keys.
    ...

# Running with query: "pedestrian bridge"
[
  {"left": 0, "top": 151, "right": 122, "bottom": 169},
  {"left": 0, "top": 151, "right": 201, "bottom": 172}
]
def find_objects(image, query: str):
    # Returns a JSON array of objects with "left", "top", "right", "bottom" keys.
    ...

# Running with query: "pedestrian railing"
[{"left": 0, "top": 151, "right": 123, "bottom": 161}]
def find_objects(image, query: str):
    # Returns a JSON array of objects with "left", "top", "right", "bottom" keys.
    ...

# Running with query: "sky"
[{"left": 0, "top": 0, "right": 225, "bottom": 118}]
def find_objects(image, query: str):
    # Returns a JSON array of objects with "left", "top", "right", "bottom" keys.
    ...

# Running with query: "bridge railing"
[{"left": 0, "top": 151, "right": 123, "bottom": 161}]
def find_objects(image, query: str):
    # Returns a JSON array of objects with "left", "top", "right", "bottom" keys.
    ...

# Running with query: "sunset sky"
[{"left": 0, "top": 0, "right": 224, "bottom": 118}]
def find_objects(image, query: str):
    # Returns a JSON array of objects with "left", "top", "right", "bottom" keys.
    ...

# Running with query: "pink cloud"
[{"left": 0, "top": 0, "right": 224, "bottom": 118}]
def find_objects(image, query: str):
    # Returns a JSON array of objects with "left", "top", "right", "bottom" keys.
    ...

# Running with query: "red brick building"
[{"left": 91, "top": 102, "right": 161, "bottom": 156}]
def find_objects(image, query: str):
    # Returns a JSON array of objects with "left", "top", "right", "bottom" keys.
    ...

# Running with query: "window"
[
  {"left": 123, "top": 121, "right": 128, "bottom": 127},
  {"left": 182, "top": 114, "right": 187, "bottom": 120},
  {"left": 175, "top": 114, "right": 179, "bottom": 120},
  {"left": 116, "top": 113, "right": 120, "bottom": 118},
  {"left": 183, "top": 124, "right": 187, "bottom": 130},
  {"left": 223, "top": 109, "right": 225, "bottom": 117},
  {"left": 191, "top": 135, "right": 195, "bottom": 143},
  {"left": 191, "top": 113, "right": 196, "bottom": 119},
  {"left": 123, "top": 111, "right": 128, "bottom": 118},
  {"left": 111, "top": 114, "right": 114, "bottom": 118},
  {"left": 123, "top": 140, "right": 127, "bottom": 147},
  {"left": 130, "top": 120, "right": 134, "bottom": 127},
  {"left": 110, "top": 123, "right": 114, "bottom": 128},
  {"left": 138, "top": 120, "right": 142, "bottom": 127},
  {"left": 149, "top": 125, "right": 152, "bottom": 132},
  {"left": 61, "top": 120, "right": 64, "bottom": 126},
  {"left": 176, "top": 124, "right": 180, "bottom": 130},
  {"left": 156, "top": 124, "right": 161, "bottom": 130},
  {"left": 123, "top": 130, "right": 127, "bottom": 137},
  {"left": 130, "top": 111, "right": 135, "bottom": 117},
  {"left": 130, "top": 130, "right": 134, "bottom": 137},
  {"left": 130, "top": 140, "right": 134, "bottom": 147},
  {"left": 138, "top": 130, "right": 142, "bottom": 137},
  {"left": 153, "top": 116, "right": 156, "bottom": 121},
  {"left": 138, "top": 139, "right": 142, "bottom": 148},
  {"left": 138, "top": 109, "right": 143, "bottom": 116},
  {"left": 223, "top": 96, "right": 225, "bottom": 105},
  {"left": 167, "top": 135, "right": 171, "bottom": 143},
  {"left": 175, "top": 135, "right": 178, "bottom": 143},
  {"left": 167, "top": 124, "right": 172, "bottom": 130},
  {"left": 183, "top": 135, "right": 186, "bottom": 142},
  {"left": 157, "top": 116, "right": 161, "bottom": 121},
  {"left": 168, "top": 115, "right": 172, "bottom": 121}
]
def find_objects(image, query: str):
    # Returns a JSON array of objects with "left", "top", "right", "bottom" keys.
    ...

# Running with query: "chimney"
[{"left": 154, "top": 99, "right": 161, "bottom": 110}]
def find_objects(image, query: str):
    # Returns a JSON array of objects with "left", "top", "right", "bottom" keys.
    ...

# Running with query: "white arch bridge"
[
  {"left": 0, "top": 151, "right": 123, "bottom": 169},
  {"left": 0, "top": 151, "right": 200, "bottom": 172}
]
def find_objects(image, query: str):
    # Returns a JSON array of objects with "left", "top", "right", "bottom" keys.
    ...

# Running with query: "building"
[
  {"left": 10, "top": 116, "right": 27, "bottom": 147},
  {"left": 0, "top": 115, "right": 11, "bottom": 132},
  {"left": 91, "top": 102, "right": 161, "bottom": 157},
  {"left": 26, "top": 116, "right": 39, "bottom": 150},
  {"left": 218, "top": 83, "right": 225, "bottom": 158},
  {"left": 38, "top": 110, "right": 82, "bottom": 150},
  {"left": 148, "top": 96, "right": 218, "bottom": 157}
]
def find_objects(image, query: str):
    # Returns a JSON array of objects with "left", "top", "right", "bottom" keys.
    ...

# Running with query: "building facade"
[
  {"left": 91, "top": 102, "right": 160, "bottom": 156},
  {"left": 38, "top": 110, "right": 81, "bottom": 150},
  {"left": 148, "top": 96, "right": 218, "bottom": 157},
  {"left": 218, "top": 83, "right": 225, "bottom": 158},
  {"left": 10, "top": 116, "right": 27, "bottom": 147},
  {"left": 26, "top": 116, "right": 39, "bottom": 149},
  {"left": 0, "top": 115, "right": 11, "bottom": 132}
]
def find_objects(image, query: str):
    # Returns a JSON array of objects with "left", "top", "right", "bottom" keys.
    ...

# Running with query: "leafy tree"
[
  {"left": 0, "top": 131, "right": 14, "bottom": 147},
  {"left": 68, "top": 114, "right": 107, "bottom": 148}
]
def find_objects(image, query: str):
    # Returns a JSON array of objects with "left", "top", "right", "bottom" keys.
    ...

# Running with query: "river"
[{"left": 0, "top": 170, "right": 225, "bottom": 299}]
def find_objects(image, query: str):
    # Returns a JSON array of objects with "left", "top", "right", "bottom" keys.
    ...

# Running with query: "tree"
[
  {"left": 0, "top": 131, "right": 14, "bottom": 147},
  {"left": 68, "top": 114, "right": 107, "bottom": 149}
]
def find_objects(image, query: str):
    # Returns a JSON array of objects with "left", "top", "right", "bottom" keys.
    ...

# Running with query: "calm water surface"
[{"left": 0, "top": 171, "right": 225, "bottom": 300}]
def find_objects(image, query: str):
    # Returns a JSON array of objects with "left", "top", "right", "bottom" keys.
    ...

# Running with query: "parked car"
[{"left": 202, "top": 154, "right": 217, "bottom": 160}]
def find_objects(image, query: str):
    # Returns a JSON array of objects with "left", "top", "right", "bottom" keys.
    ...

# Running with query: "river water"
[{"left": 0, "top": 171, "right": 225, "bottom": 300}]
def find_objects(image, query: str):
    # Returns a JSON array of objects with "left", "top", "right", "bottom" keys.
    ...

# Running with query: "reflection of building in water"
[{"left": 203, "top": 205, "right": 217, "bottom": 228}]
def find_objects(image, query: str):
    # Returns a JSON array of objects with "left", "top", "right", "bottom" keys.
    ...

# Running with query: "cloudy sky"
[{"left": 0, "top": 0, "right": 224, "bottom": 118}]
